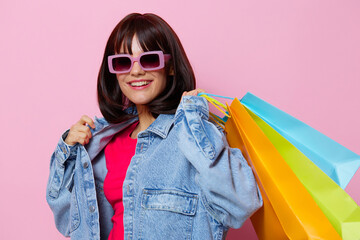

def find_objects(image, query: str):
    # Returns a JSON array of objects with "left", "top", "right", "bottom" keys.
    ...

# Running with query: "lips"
[{"left": 127, "top": 79, "right": 153, "bottom": 89}]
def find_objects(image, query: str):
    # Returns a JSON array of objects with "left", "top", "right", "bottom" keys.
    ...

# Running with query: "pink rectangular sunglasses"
[{"left": 108, "top": 50, "right": 171, "bottom": 74}]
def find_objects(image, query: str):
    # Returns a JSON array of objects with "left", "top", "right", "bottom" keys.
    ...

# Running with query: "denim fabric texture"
[{"left": 46, "top": 96, "right": 262, "bottom": 240}]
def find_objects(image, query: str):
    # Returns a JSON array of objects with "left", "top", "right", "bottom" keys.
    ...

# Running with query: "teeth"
[{"left": 130, "top": 81, "right": 150, "bottom": 87}]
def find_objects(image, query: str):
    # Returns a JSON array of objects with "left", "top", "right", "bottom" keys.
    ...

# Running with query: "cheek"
[
  {"left": 157, "top": 72, "right": 168, "bottom": 89},
  {"left": 116, "top": 75, "right": 126, "bottom": 86},
  {"left": 116, "top": 74, "right": 123, "bottom": 82}
]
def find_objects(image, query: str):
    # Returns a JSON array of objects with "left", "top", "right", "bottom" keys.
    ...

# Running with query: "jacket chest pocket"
[{"left": 138, "top": 189, "right": 198, "bottom": 240}]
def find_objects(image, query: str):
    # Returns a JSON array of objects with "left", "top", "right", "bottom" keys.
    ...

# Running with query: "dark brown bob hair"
[{"left": 97, "top": 13, "right": 196, "bottom": 123}]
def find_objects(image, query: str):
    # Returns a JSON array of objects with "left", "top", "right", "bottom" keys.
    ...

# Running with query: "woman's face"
[{"left": 116, "top": 36, "right": 167, "bottom": 107}]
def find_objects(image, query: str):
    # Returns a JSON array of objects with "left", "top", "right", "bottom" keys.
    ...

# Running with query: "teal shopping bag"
[{"left": 241, "top": 92, "right": 360, "bottom": 189}]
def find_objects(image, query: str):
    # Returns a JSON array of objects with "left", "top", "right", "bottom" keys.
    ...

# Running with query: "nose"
[{"left": 130, "top": 60, "right": 145, "bottom": 76}]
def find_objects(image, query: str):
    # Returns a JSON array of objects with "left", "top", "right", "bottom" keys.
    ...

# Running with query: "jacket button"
[
  {"left": 83, "top": 162, "right": 89, "bottom": 169},
  {"left": 89, "top": 205, "right": 95, "bottom": 212}
]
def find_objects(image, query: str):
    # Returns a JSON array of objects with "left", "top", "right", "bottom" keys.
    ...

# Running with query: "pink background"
[{"left": 0, "top": 0, "right": 359, "bottom": 239}]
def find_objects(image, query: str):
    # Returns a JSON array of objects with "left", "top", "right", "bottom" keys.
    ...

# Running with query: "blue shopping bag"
[{"left": 241, "top": 92, "right": 360, "bottom": 189}]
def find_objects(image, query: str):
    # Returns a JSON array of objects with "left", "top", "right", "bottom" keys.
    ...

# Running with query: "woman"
[{"left": 46, "top": 13, "right": 262, "bottom": 240}]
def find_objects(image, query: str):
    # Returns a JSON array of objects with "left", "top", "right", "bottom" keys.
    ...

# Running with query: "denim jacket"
[{"left": 46, "top": 96, "right": 262, "bottom": 240}]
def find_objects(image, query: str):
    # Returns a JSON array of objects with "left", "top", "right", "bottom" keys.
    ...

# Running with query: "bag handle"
[
  {"left": 198, "top": 93, "right": 233, "bottom": 127},
  {"left": 201, "top": 94, "right": 230, "bottom": 118},
  {"left": 198, "top": 92, "right": 234, "bottom": 100}
]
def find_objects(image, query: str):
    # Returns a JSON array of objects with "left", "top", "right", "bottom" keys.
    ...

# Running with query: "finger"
[
  {"left": 76, "top": 132, "right": 89, "bottom": 145},
  {"left": 84, "top": 136, "right": 90, "bottom": 145},
  {"left": 75, "top": 124, "right": 93, "bottom": 139},
  {"left": 196, "top": 88, "right": 205, "bottom": 94},
  {"left": 79, "top": 138, "right": 87, "bottom": 146},
  {"left": 81, "top": 135, "right": 90, "bottom": 145},
  {"left": 194, "top": 89, "right": 205, "bottom": 96},
  {"left": 79, "top": 115, "right": 95, "bottom": 129},
  {"left": 82, "top": 115, "right": 96, "bottom": 129},
  {"left": 182, "top": 90, "right": 195, "bottom": 96},
  {"left": 184, "top": 89, "right": 205, "bottom": 96}
]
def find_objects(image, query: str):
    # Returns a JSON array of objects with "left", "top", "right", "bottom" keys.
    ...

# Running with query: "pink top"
[{"left": 103, "top": 122, "right": 138, "bottom": 240}]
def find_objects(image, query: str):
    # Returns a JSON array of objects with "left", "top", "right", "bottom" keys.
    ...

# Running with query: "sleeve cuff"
[{"left": 55, "top": 130, "right": 78, "bottom": 165}]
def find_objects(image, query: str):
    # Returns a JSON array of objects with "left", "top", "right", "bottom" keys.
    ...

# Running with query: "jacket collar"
[
  {"left": 145, "top": 114, "right": 175, "bottom": 138},
  {"left": 86, "top": 96, "right": 208, "bottom": 159},
  {"left": 91, "top": 112, "right": 176, "bottom": 140},
  {"left": 85, "top": 117, "right": 138, "bottom": 161}
]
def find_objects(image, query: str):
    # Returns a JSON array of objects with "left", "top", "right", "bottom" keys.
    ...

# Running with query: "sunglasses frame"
[{"left": 108, "top": 50, "right": 171, "bottom": 74}]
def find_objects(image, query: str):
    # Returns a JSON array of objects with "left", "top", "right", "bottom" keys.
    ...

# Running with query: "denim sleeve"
[
  {"left": 46, "top": 130, "right": 78, "bottom": 237},
  {"left": 176, "top": 96, "right": 263, "bottom": 229}
]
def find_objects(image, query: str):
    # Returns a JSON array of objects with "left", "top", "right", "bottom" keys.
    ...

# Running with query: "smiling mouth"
[{"left": 128, "top": 80, "right": 152, "bottom": 87}]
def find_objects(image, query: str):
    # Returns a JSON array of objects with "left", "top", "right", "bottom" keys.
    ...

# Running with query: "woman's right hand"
[{"left": 64, "top": 115, "right": 96, "bottom": 146}]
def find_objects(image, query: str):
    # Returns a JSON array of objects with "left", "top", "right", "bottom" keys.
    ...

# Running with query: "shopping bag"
[
  {"left": 246, "top": 107, "right": 360, "bottom": 240},
  {"left": 224, "top": 97, "right": 341, "bottom": 239},
  {"left": 224, "top": 114, "right": 288, "bottom": 240},
  {"left": 241, "top": 92, "right": 360, "bottom": 189}
]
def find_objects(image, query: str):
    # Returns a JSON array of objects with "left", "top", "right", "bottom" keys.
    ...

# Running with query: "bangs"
[{"left": 114, "top": 15, "right": 168, "bottom": 54}]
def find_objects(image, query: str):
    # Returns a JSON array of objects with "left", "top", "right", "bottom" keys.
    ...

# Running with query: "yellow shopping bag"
[{"left": 224, "top": 98, "right": 341, "bottom": 240}]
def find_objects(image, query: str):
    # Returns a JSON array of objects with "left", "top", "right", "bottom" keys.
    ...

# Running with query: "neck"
[{"left": 130, "top": 105, "right": 155, "bottom": 139}]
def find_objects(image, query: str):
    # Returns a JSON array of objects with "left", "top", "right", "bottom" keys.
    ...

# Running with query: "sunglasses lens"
[
  {"left": 112, "top": 57, "right": 131, "bottom": 72},
  {"left": 140, "top": 53, "right": 160, "bottom": 69}
]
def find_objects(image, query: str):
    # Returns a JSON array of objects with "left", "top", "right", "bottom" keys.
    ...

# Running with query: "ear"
[{"left": 168, "top": 66, "right": 174, "bottom": 76}]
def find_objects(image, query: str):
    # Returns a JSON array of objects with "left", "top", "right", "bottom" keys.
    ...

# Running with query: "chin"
[{"left": 130, "top": 98, "right": 154, "bottom": 106}]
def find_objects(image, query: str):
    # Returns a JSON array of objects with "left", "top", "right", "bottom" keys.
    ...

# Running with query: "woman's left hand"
[{"left": 182, "top": 88, "right": 205, "bottom": 97}]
